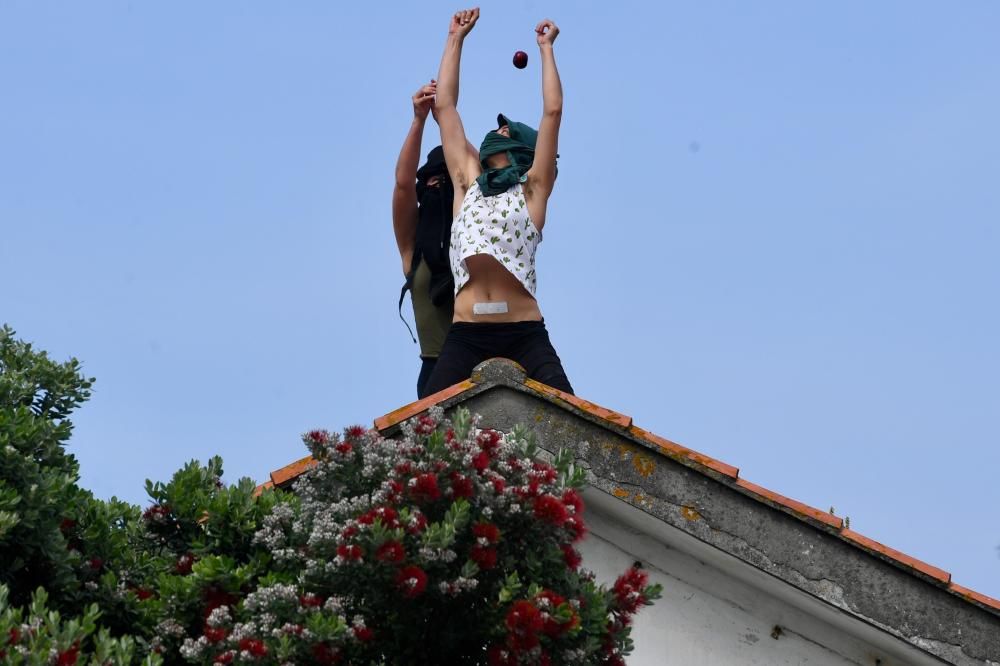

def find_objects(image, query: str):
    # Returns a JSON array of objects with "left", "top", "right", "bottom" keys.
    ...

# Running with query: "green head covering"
[{"left": 476, "top": 114, "right": 538, "bottom": 197}]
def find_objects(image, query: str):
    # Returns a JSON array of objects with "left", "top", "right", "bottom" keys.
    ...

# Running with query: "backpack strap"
[{"left": 397, "top": 248, "right": 420, "bottom": 344}]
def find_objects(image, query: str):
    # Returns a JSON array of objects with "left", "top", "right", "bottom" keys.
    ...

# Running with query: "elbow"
[
  {"left": 435, "top": 96, "right": 457, "bottom": 113},
  {"left": 543, "top": 106, "right": 562, "bottom": 119}
]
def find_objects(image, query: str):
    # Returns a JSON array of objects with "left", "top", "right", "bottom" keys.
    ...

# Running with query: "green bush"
[{"left": 0, "top": 327, "right": 661, "bottom": 665}]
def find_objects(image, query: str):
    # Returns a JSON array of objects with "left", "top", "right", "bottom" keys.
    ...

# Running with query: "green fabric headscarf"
[{"left": 476, "top": 114, "right": 538, "bottom": 197}]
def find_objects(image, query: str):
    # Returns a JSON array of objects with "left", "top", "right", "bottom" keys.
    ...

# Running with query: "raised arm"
[
  {"left": 392, "top": 81, "right": 437, "bottom": 276},
  {"left": 435, "top": 8, "right": 483, "bottom": 203},
  {"left": 525, "top": 20, "right": 562, "bottom": 202}
]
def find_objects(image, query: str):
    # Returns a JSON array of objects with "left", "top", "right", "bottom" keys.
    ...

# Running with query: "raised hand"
[
  {"left": 412, "top": 80, "right": 437, "bottom": 121},
  {"left": 535, "top": 19, "right": 559, "bottom": 47},
  {"left": 449, "top": 7, "right": 480, "bottom": 39}
]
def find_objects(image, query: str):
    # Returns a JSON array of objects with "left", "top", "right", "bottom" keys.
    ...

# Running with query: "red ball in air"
[{"left": 513, "top": 50, "right": 528, "bottom": 69}]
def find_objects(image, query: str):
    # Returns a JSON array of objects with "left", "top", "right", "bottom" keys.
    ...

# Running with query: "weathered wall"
[{"left": 452, "top": 383, "right": 1000, "bottom": 665}]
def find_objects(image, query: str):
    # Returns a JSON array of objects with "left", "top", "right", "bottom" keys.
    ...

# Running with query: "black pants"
[
  {"left": 423, "top": 320, "right": 574, "bottom": 397},
  {"left": 417, "top": 356, "right": 437, "bottom": 399}
]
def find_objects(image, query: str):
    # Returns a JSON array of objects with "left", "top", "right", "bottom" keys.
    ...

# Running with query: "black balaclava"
[{"left": 414, "top": 146, "right": 454, "bottom": 305}]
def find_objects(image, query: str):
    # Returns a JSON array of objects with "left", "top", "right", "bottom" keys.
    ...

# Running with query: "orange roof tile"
[
  {"left": 270, "top": 455, "right": 316, "bottom": 487},
  {"left": 525, "top": 379, "right": 633, "bottom": 429},
  {"left": 736, "top": 478, "right": 843, "bottom": 530},
  {"left": 840, "top": 528, "right": 950, "bottom": 585},
  {"left": 373, "top": 380, "right": 476, "bottom": 431},
  {"left": 948, "top": 582, "right": 1000, "bottom": 613},
  {"left": 629, "top": 425, "right": 740, "bottom": 480}
]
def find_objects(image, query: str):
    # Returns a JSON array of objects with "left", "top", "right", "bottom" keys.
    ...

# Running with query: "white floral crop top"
[{"left": 450, "top": 181, "right": 541, "bottom": 296}]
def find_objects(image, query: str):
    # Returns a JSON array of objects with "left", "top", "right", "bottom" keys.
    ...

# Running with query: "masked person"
[
  {"left": 393, "top": 82, "right": 456, "bottom": 398},
  {"left": 423, "top": 9, "right": 574, "bottom": 396}
]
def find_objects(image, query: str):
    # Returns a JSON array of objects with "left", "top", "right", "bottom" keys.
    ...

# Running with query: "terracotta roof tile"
[
  {"left": 524, "top": 379, "right": 633, "bottom": 429},
  {"left": 736, "top": 478, "right": 843, "bottom": 530},
  {"left": 948, "top": 582, "right": 1000, "bottom": 613},
  {"left": 840, "top": 528, "right": 950, "bottom": 585},
  {"left": 629, "top": 425, "right": 739, "bottom": 479},
  {"left": 253, "top": 480, "right": 274, "bottom": 497},
  {"left": 374, "top": 380, "right": 476, "bottom": 431},
  {"left": 270, "top": 455, "right": 316, "bottom": 488}
]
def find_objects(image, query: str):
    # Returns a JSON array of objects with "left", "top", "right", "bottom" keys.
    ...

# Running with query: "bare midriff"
[{"left": 453, "top": 254, "right": 542, "bottom": 323}]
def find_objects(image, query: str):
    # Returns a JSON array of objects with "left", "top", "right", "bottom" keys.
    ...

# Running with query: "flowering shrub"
[
  {"left": 172, "top": 408, "right": 661, "bottom": 665},
  {"left": 1, "top": 328, "right": 661, "bottom": 664}
]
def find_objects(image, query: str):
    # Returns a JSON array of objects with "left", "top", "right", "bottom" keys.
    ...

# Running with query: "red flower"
[
  {"left": 473, "top": 522, "right": 501, "bottom": 544},
  {"left": 337, "top": 543, "right": 363, "bottom": 561},
  {"left": 56, "top": 642, "right": 80, "bottom": 666},
  {"left": 204, "top": 625, "right": 228, "bottom": 643},
  {"left": 477, "top": 429, "right": 502, "bottom": 452},
  {"left": 352, "top": 625, "right": 374, "bottom": 642},
  {"left": 359, "top": 506, "right": 398, "bottom": 527},
  {"left": 396, "top": 565, "right": 428, "bottom": 598},
  {"left": 142, "top": 504, "right": 172, "bottom": 523},
  {"left": 532, "top": 462, "right": 558, "bottom": 483},
  {"left": 202, "top": 587, "right": 239, "bottom": 616},
  {"left": 345, "top": 425, "right": 366, "bottom": 439},
  {"left": 533, "top": 494, "right": 568, "bottom": 526},
  {"left": 536, "top": 590, "right": 576, "bottom": 636},
  {"left": 385, "top": 479, "right": 404, "bottom": 501},
  {"left": 307, "top": 430, "right": 329, "bottom": 445},
  {"left": 8, "top": 628, "right": 21, "bottom": 645},
  {"left": 562, "top": 489, "right": 584, "bottom": 515},
  {"left": 59, "top": 518, "right": 76, "bottom": 532},
  {"left": 613, "top": 567, "right": 650, "bottom": 614},
  {"left": 562, "top": 545, "right": 582, "bottom": 570},
  {"left": 134, "top": 587, "right": 155, "bottom": 600},
  {"left": 341, "top": 525, "right": 358, "bottom": 539},
  {"left": 87, "top": 557, "right": 103, "bottom": 571},
  {"left": 334, "top": 441, "right": 353, "bottom": 454},
  {"left": 472, "top": 450, "right": 491, "bottom": 473},
  {"left": 312, "top": 643, "right": 342, "bottom": 665},
  {"left": 376, "top": 540, "right": 406, "bottom": 564},
  {"left": 536, "top": 589, "right": 565, "bottom": 607},
  {"left": 410, "top": 473, "right": 441, "bottom": 503},
  {"left": 175, "top": 552, "right": 196, "bottom": 575},
  {"left": 470, "top": 545, "right": 497, "bottom": 569},
  {"left": 238, "top": 638, "right": 268, "bottom": 657},
  {"left": 299, "top": 593, "right": 324, "bottom": 608},
  {"left": 415, "top": 414, "right": 437, "bottom": 435},
  {"left": 450, "top": 472, "right": 474, "bottom": 499},
  {"left": 504, "top": 600, "right": 543, "bottom": 651},
  {"left": 491, "top": 477, "right": 506, "bottom": 493},
  {"left": 213, "top": 652, "right": 234, "bottom": 664}
]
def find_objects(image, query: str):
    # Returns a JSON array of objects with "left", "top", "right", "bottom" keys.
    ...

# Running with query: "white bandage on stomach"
[{"left": 473, "top": 301, "right": 509, "bottom": 315}]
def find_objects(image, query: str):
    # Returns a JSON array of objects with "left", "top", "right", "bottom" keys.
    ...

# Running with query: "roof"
[{"left": 258, "top": 358, "right": 1000, "bottom": 662}]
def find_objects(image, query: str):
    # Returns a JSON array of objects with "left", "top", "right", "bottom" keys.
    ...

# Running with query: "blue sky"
[{"left": 2, "top": 1, "right": 998, "bottom": 599}]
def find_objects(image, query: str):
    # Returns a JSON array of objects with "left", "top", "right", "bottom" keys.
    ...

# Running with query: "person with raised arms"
[{"left": 423, "top": 7, "right": 574, "bottom": 396}]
